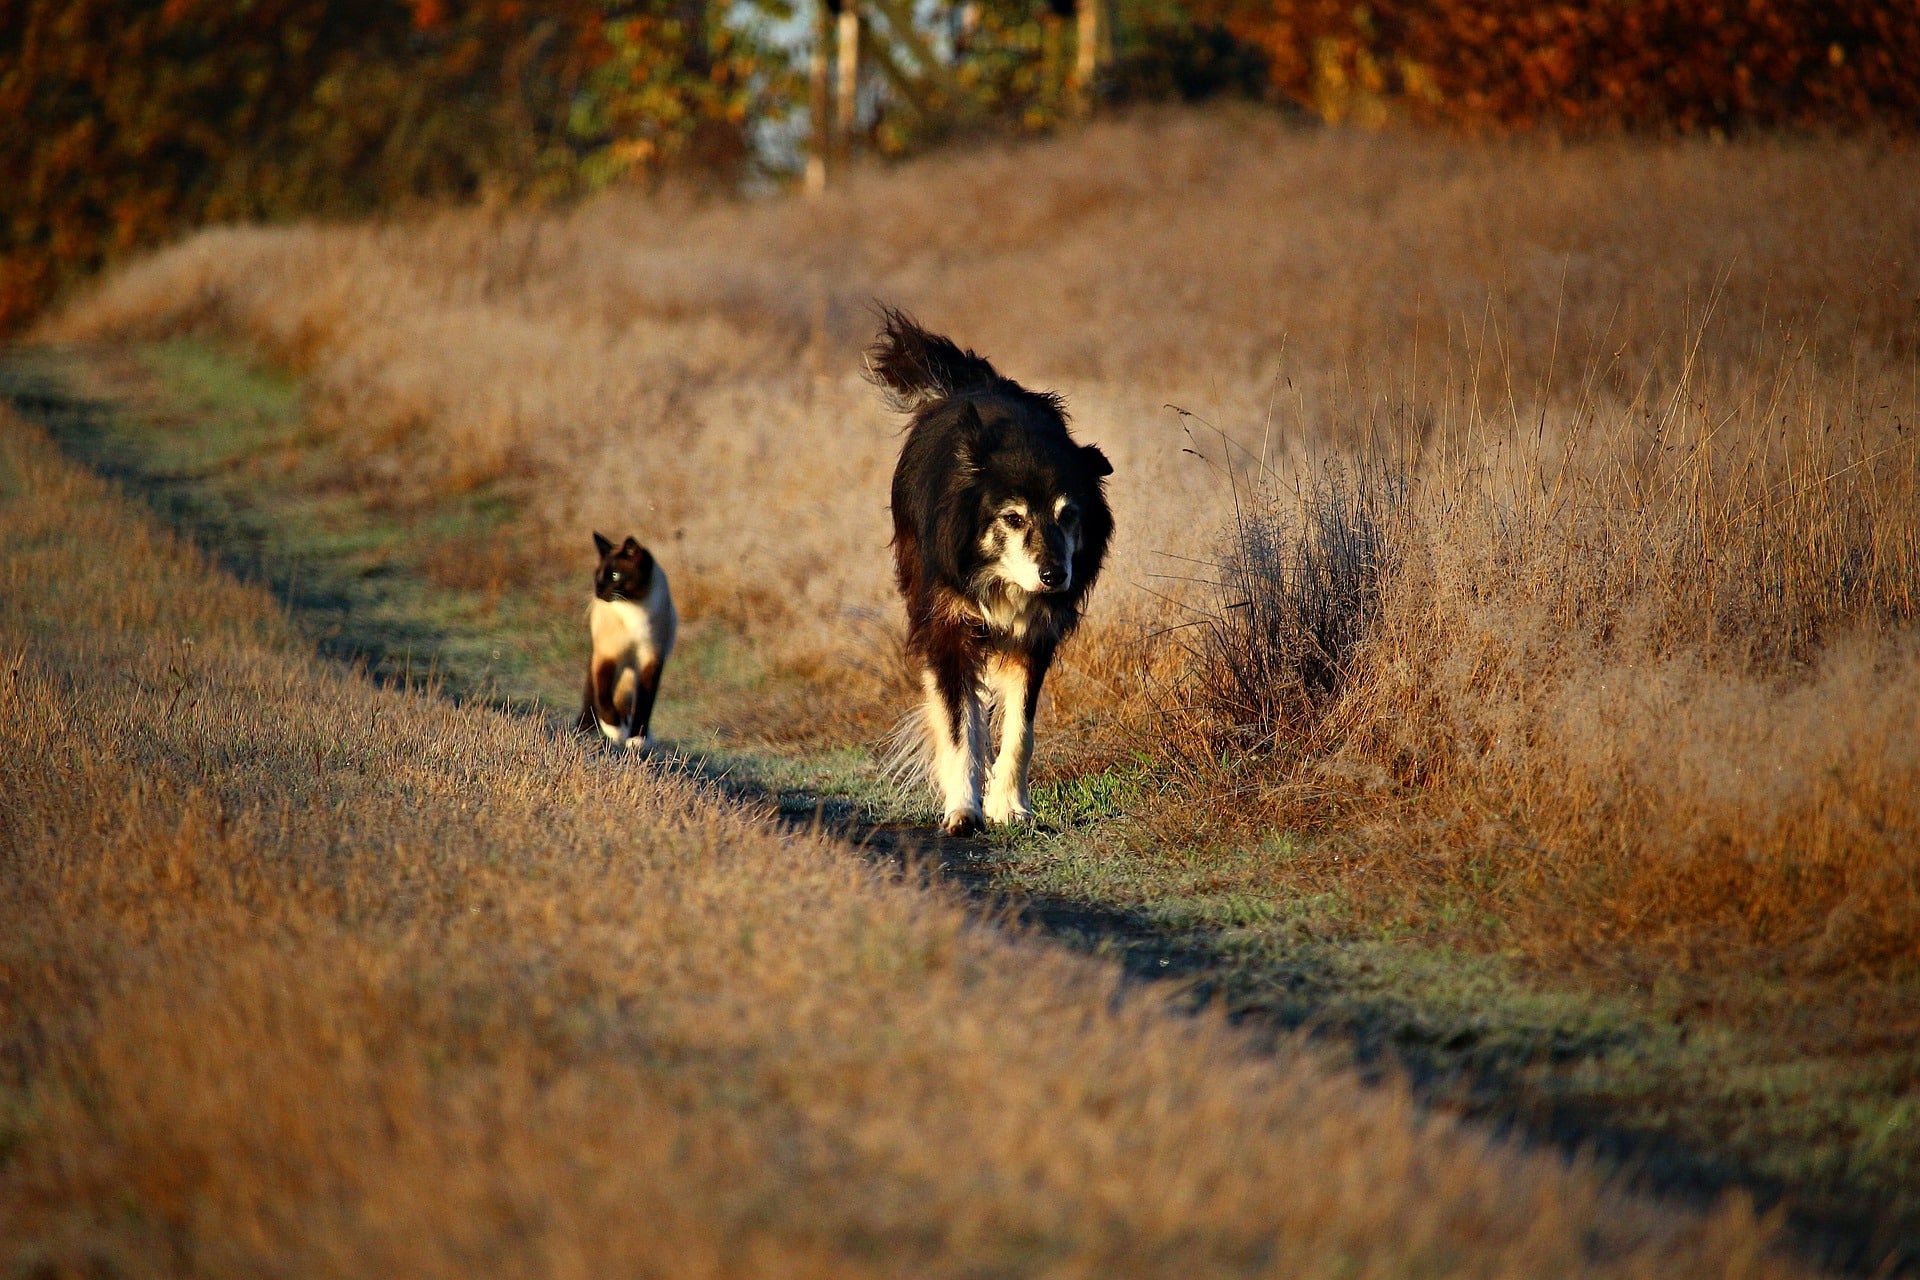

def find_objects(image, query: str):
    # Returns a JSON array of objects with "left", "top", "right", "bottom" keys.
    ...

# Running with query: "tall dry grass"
[
  {"left": 40, "top": 106, "right": 1920, "bottom": 979},
  {"left": 1164, "top": 283, "right": 1920, "bottom": 985},
  {"left": 0, "top": 408, "right": 1811, "bottom": 1276}
]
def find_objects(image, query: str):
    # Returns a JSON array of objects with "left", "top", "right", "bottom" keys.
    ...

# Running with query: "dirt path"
[{"left": 2, "top": 342, "right": 1906, "bottom": 1276}]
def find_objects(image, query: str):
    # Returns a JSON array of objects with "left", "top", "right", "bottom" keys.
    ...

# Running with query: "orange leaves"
[
  {"left": 1209, "top": 0, "right": 1920, "bottom": 134},
  {"left": 0, "top": 0, "right": 785, "bottom": 335}
]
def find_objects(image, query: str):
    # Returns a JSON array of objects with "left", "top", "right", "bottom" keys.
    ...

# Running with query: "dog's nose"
[{"left": 1038, "top": 565, "right": 1066, "bottom": 590}]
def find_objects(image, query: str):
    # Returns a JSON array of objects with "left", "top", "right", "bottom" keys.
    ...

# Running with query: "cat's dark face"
[{"left": 592, "top": 532, "right": 655, "bottom": 602}]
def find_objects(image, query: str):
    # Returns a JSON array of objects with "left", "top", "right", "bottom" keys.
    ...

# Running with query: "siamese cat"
[{"left": 577, "top": 532, "right": 676, "bottom": 750}]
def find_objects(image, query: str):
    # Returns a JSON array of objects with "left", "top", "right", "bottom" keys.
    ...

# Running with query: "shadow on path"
[{"left": 665, "top": 744, "right": 1906, "bottom": 1277}]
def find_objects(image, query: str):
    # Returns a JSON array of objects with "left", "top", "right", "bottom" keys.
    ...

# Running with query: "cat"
[{"left": 577, "top": 531, "right": 676, "bottom": 750}]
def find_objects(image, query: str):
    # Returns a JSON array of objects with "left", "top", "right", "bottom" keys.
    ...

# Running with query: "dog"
[
  {"left": 867, "top": 307, "right": 1114, "bottom": 835},
  {"left": 577, "top": 531, "right": 676, "bottom": 750}
]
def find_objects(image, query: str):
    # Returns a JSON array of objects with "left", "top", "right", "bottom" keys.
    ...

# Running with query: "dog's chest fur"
[
  {"left": 941, "top": 581, "right": 1062, "bottom": 648},
  {"left": 973, "top": 584, "right": 1051, "bottom": 643}
]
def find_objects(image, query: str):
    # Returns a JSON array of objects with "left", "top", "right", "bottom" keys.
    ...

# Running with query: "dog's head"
[
  {"left": 943, "top": 400, "right": 1114, "bottom": 602},
  {"left": 877, "top": 309, "right": 1116, "bottom": 614}
]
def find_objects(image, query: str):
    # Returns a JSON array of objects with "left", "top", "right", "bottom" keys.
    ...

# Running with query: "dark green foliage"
[
  {"left": 0, "top": 0, "right": 784, "bottom": 333},
  {"left": 1099, "top": 13, "right": 1268, "bottom": 104}
]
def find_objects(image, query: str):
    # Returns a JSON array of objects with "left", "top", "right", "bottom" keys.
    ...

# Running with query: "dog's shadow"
[{"left": 623, "top": 735, "right": 1218, "bottom": 990}]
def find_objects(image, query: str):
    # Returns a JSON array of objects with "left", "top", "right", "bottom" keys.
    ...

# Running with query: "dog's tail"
[
  {"left": 878, "top": 703, "right": 938, "bottom": 796},
  {"left": 865, "top": 305, "right": 1001, "bottom": 413}
]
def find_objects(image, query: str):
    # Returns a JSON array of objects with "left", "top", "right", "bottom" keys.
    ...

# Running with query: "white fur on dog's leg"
[
  {"left": 983, "top": 658, "right": 1034, "bottom": 825},
  {"left": 923, "top": 668, "right": 983, "bottom": 834},
  {"left": 598, "top": 718, "right": 628, "bottom": 748}
]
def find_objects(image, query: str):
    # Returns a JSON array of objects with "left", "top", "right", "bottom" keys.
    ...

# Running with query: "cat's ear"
[
  {"left": 620, "top": 535, "right": 642, "bottom": 555},
  {"left": 593, "top": 531, "right": 614, "bottom": 557}
]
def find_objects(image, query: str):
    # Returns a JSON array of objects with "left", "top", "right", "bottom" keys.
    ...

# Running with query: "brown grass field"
[
  {"left": 0, "top": 407, "right": 1811, "bottom": 1274},
  {"left": 45, "top": 106, "right": 1920, "bottom": 984},
  {"left": 13, "top": 104, "right": 1920, "bottom": 1269}
]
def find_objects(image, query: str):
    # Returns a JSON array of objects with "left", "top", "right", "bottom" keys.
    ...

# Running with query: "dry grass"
[
  {"left": 0, "top": 407, "right": 1812, "bottom": 1276},
  {"left": 1163, "top": 325, "right": 1920, "bottom": 984},
  {"left": 1326, "top": 397, "right": 1920, "bottom": 977},
  {"left": 39, "top": 107, "right": 1920, "bottom": 994}
]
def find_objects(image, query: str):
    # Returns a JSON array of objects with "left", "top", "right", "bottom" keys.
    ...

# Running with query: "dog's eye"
[
  {"left": 1058, "top": 506, "right": 1080, "bottom": 526},
  {"left": 1000, "top": 512, "right": 1028, "bottom": 530}
]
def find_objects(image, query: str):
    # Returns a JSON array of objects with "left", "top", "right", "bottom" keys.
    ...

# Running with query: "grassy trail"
[
  {"left": 1, "top": 338, "right": 1909, "bottom": 1274},
  {"left": 6, "top": 349, "right": 1836, "bottom": 1277}
]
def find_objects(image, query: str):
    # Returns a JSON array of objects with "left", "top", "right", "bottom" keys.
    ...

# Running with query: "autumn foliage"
[
  {"left": 1209, "top": 0, "right": 1920, "bottom": 132},
  {"left": 6, "top": 0, "right": 1920, "bottom": 338},
  {"left": 0, "top": 0, "right": 780, "bottom": 334}
]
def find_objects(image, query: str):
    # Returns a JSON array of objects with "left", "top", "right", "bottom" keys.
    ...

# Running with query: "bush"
[
  {"left": 0, "top": 0, "right": 784, "bottom": 335},
  {"left": 1205, "top": 0, "right": 1920, "bottom": 133},
  {"left": 1192, "top": 459, "right": 1405, "bottom": 757}
]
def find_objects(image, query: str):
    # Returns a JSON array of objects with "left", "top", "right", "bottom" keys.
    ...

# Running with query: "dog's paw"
[
  {"left": 940, "top": 809, "right": 984, "bottom": 837},
  {"left": 983, "top": 792, "right": 1032, "bottom": 826}
]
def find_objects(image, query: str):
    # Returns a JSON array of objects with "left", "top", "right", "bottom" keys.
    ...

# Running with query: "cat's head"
[{"left": 592, "top": 531, "right": 655, "bottom": 603}]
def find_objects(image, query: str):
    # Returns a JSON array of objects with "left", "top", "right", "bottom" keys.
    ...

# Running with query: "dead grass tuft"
[{"left": 1186, "top": 455, "right": 1405, "bottom": 763}]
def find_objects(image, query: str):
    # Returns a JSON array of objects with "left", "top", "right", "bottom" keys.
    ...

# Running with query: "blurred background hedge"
[
  {"left": 4, "top": 0, "right": 1916, "bottom": 335},
  {"left": 1209, "top": 0, "right": 1920, "bottom": 132},
  {"left": 1, "top": 0, "right": 783, "bottom": 332}
]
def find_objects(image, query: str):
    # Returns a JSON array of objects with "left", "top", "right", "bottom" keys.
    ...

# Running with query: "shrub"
[
  {"left": 1206, "top": 0, "right": 1920, "bottom": 133},
  {"left": 1192, "top": 458, "right": 1405, "bottom": 759},
  {"left": 0, "top": 0, "right": 785, "bottom": 334}
]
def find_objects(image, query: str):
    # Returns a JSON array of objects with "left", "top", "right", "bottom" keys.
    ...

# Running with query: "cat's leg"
[
  {"left": 591, "top": 658, "right": 627, "bottom": 745},
  {"left": 626, "top": 658, "right": 664, "bottom": 750},
  {"left": 611, "top": 669, "right": 639, "bottom": 748}
]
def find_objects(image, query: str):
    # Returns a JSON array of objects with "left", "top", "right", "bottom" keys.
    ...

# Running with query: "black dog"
[{"left": 868, "top": 307, "right": 1114, "bottom": 835}]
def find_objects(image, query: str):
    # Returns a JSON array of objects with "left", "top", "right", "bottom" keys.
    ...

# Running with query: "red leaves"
[
  {"left": 0, "top": 0, "right": 780, "bottom": 335},
  {"left": 1210, "top": 0, "right": 1920, "bottom": 134}
]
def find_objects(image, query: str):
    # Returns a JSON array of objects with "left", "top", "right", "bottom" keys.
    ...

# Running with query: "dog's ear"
[
  {"left": 950, "top": 402, "right": 991, "bottom": 470},
  {"left": 593, "top": 531, "right": 614, "bottom": 557},
  {"left": 1080, "top": 443, "right": 1114, "bottom": 478},
  {"left": 915, "top": 403, "right": 988, "bottom": 590}
]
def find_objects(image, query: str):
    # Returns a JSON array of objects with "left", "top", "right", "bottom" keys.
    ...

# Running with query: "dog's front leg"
[
  {"left": 984, "top": 645, "right": 1051, "bottom": 825},
  {"left": 923, "top": 663, "right": 984, "bottom": 835}
]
